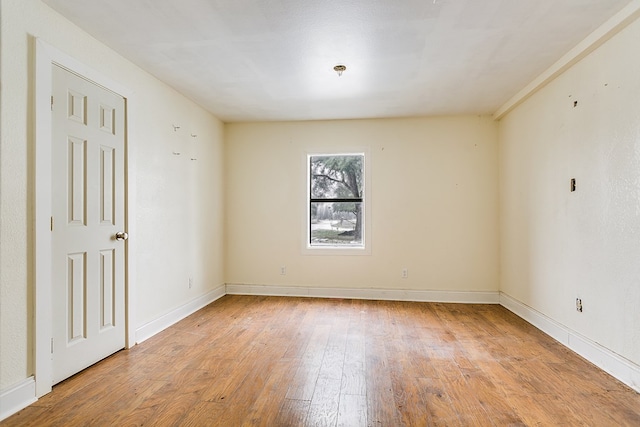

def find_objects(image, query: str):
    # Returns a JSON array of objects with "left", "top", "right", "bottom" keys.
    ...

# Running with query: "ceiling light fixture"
[{"left": 333, "top": 65, "right": 346, "bottom": 76}]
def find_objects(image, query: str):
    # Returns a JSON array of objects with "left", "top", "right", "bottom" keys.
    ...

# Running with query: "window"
[{"left": 308, "top": 153, "right": 365, "bottom": 248}]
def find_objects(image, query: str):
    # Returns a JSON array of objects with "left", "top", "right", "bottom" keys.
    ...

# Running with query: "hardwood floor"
[{"left": 3, "top": 295, "right": 639, "bottom": 426}]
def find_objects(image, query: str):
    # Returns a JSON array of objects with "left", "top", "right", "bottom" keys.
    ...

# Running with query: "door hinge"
[
  {"left": 51, "top": 338, "right": 54, "bottom": 354},
  {"left": 50, "top": 216, "right": 54, "bottom": 231},
  {"left": 51, "top": 95, "right": 54, "bottom": 111}
]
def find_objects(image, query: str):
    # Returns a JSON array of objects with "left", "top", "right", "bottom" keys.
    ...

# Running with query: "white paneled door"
[{"left": 51, "top": 65, "right": 126, "bottom": 384}]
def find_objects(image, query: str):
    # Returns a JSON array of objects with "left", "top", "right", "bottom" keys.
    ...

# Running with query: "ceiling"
[{"left": 42, "top": 0, "right": 631, "bottom": 122}]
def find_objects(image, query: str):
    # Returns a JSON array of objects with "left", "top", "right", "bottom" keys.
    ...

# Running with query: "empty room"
[{"left": 1, "top": 0, "right": 640, "bottom": 425}]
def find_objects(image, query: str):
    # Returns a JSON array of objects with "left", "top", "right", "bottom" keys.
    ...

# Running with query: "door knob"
[{"left": 115, "top": 231, "right": 129, "bottom": 241}]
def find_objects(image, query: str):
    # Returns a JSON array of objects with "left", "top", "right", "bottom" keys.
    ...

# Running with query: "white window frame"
[{"left": 303, "top": 149, "right": 371, "bottom": 256}]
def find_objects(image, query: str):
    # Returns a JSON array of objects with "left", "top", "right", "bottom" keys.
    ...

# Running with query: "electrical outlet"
[
  {"left": 280, "top": 266, "right": 286, "bottom": 275},
  {"left": 189, "top": 277, "right": 193, "bottom": 289},
  {"left": 576, "top": 298, "right": 583, "bottom": 312},
  {"left": 401, "top": 268, "right": 408, "bottom": 279}
]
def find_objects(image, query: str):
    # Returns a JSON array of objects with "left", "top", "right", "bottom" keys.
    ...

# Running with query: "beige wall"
[
  {"left": 499, "top": 17, "right": 640, "bottom": 366},
  {"left": 0, "top": 0, "right": 225, "bottom": 390},
  {"left": 225, "top": 117, "right": 499, "bottom": 292}
]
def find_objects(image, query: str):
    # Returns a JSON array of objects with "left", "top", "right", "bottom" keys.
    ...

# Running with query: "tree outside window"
[{"left": 309, "top": 154, "right": 364, "bottom": 247}]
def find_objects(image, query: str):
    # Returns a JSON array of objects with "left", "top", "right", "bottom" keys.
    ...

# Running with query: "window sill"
[{"left": 302, "top": 245, "right": 371, "bottom": 256}]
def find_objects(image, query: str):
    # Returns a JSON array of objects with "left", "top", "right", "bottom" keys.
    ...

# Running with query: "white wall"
[
  {"left": 499, "top": 17, "right": 640, "bottom": 367},
  {"left": 225, "top": 117, "right": 499, "bottom": 293},
  {"left": 0, "top": 0, "right": 225, "bottom": 391}
]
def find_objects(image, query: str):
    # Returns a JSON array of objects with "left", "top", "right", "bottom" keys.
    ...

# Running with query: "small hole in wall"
[{"left": 573, "top": 100, "right": 578, "bottom": 107}]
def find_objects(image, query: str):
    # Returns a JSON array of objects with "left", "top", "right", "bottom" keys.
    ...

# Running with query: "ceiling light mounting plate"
[{"left": 333, "top": 64, "right": 346, "bottom": 76}]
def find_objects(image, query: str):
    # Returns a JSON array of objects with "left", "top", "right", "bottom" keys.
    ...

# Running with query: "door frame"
[{"left": 34, "top": 38, "right": 136, "bottom": 397}]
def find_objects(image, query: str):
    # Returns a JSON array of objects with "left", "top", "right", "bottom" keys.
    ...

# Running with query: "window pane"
[
  {"left": 310, "top": 202, "right": 363, "bottom": 246},
  {"left": 310, "top": 155, "right": 363, "bottom": 199}
]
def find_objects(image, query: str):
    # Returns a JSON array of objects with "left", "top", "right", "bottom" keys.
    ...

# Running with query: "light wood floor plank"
[{"left": 3, "top": 295, "right": 639, "bottom": 426}]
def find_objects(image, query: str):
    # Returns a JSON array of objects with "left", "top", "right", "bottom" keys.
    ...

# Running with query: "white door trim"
[{"left": 34, "top": 38, "right": 136, "bottom": 398}]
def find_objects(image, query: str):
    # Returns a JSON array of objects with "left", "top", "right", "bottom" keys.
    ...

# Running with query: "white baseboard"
[
  {"left": 500, "top": 292, "right": 640, "bottom": 393},
  {"left": 225, "top": 283, "right": 500, "bottom": 304},
  {"left": 135, "top": 285, "right": 226, "bottom": 343},
  {"left": 0, "top": 377, "right": 37, "bottom": 422}
]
